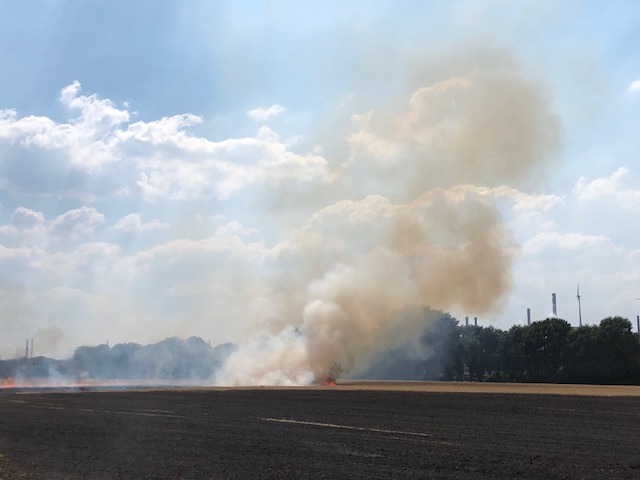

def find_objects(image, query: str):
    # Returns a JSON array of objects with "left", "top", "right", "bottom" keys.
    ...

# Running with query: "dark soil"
[{"left": 1, "top": 387, "right": 639, "bottom": 479}]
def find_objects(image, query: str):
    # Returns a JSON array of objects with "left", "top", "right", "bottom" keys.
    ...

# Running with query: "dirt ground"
[{"left": 1, "top": 382, "right": 640, "bottom": 479}]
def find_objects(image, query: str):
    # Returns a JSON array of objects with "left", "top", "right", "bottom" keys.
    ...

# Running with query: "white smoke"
[{"left": 215, "top": 53, "right": 561, "bottom": 386}]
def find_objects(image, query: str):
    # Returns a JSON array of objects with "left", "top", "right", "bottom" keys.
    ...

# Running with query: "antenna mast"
[{"left": 577, "top": 283, "right": 582, "bottom": 327}]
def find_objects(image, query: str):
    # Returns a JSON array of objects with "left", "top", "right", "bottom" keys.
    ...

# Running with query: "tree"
[
  {"left": 522, "top": 318, "right": 572, "bottom": 382},
  {"left": 563, "top": 325, "right": 599, "bottom": 383},
  {"left": 500, "top": 325, "right": 528, "bottom": 382},
  {"left": 595, "top": 316, "right": 640, "bottom": 384},
  {"left": 459, "top": 326, "right": 504, "bottom": 381}
]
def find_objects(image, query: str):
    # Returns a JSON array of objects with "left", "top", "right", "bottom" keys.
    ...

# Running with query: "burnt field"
[{"left": 1, "top": 383, "right": 640, "bottom": 479}]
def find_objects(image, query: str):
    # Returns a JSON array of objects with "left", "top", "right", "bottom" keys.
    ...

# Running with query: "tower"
[{"left": 552, "top": 293, "right": 557, "bottom": 317}]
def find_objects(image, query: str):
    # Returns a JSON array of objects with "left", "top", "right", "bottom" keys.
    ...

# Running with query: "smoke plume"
[{"left": 215, "top": 53, "right": 561, "bottom": 385}]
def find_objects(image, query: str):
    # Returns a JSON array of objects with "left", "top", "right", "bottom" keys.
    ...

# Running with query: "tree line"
[
  {"left": 0, "top": 337, "right": 234, "bottom": 381},
  {"left": 436, "top": 314, "right": 640, "bottom": 384},
  {"left": 358, "top": 308, "right": 640, "bottom": 385}
]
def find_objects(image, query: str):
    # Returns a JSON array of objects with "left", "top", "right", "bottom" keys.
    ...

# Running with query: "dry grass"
[
  {"left": 204, "top": 380, "right": 640, "bottom": 396},
  {"left": 329, "top": 380, "right": 640, "bottom": 396}
]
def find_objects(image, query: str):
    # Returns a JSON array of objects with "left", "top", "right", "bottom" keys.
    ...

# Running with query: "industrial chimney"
[
  {"left": 474, "top": 317, "right": 478, "bottom": 327},
  {"left": 552, "top": 293, "right": 557, "bottom": 317},
  {"left": 527, "top": 308, "right": 531, "bottom": 326}
]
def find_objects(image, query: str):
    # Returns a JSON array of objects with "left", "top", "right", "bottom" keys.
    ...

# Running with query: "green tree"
[
  {"left": 522, "top": 318, "right": 572, "bottom": 382},
  {"left": 500, "top": 325, "right": 528, "bottom": 382},
  {"left": 595, "top": 316, "right": 640, "bottom": 384},
  {"left": 562, "top": 325, "right": 599, "bottom": 383},
  {"left": 460, "top": 326, "right": 504, "bottom": 381}
]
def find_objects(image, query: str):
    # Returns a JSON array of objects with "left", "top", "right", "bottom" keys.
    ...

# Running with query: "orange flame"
[{"left": 1, "top": 377, "right": 16, "bottom": 389}]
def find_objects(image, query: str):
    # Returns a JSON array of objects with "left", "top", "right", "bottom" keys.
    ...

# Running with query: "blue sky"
[{"left": 1, "top": 1, "right": 640, "bottom": 379}]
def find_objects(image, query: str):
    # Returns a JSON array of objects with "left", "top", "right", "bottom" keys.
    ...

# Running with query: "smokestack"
[
  {"left": 474, "top": 316, "right": 478, "bottom": 327},
  {"left": 527, "top": 308, "right": 531, "bottom": 326},
  {"left": 552, "top": 293, "right": 557, "bottom": 317},
  {"left": 637, "top": 315, "right": 639, "bottom": 335},
  {"left": 465, "top": 316, "right": 469, "bottom": 327},
  {"left": 25, "top": 339, "right": 29, "bottom": 359},
  {"left": 30, "top": 338, "right": 34, "bottom": 358}
]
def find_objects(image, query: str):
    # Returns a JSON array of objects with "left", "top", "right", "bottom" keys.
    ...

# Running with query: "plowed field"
[{"left": 1, "top": 382, "right": 640, "bottom": 479}]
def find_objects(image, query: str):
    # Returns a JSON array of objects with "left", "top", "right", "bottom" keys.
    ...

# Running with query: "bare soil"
[{"left": 1, "top": 382, "right": 640, "bottom": 479}]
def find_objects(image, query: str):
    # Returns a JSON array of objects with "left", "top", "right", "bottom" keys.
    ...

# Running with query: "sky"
[{"left": 1, "top": 1, "right": 640, "bottom": 369}]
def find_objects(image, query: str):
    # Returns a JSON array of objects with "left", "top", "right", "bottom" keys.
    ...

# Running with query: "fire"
[{"left": 1, "top": 377, "right": 16, "bottom": 389}]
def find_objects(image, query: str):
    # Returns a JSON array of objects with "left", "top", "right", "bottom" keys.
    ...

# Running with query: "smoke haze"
[
  {"left": 215, "top": 53, "right": 560, "bottom": 385},
  {"left": 0, "top": 46, "right": 561, "bottom": 386},
  {"left": 4, "top": 3, "right": 640, "bottom": 389}
]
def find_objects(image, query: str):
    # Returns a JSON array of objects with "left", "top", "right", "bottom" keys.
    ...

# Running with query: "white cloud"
[
  {"left": 115, "top": 114, "right": 206, "bottom": 150},
  {"left": 111, "top": 213, "right": 169, "bottom": 233},
  {"left": 628, "top": 79, "right": 640, "bottom": 94},
  {"left": 573, "top": 167, "right": 640, "bottom": 210},
  {"left": 0, "top": 83, "right": 333, "bottom": 204},
  {"left": 0, "top": 81, "right": 129, "bottom": 170},
  {"left": 0, "top": 207, "right": 46, "bottom": 235},
  {"left": 0, "top": 244, "right": 30, "bottom": 262},
  {"left": 628, "top": 249, "right": 640, "bottom": 264},
  {"left": 131, "top": 126, "right": 331, "bottom": 201},
  {"left": 246, "top": 105, "right": 285, "bottom": 122},
  {"left": 49, "top": 206, "right": 105, "bottom": 240},
  {"left": 60, "top": 80, "right": 130, "bottom": 133},
  {"left": 523, "top": 232, "right": 618, "bottom": 254}
]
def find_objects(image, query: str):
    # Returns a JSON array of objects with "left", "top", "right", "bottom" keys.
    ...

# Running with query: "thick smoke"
[{"left": 215, "top": 56, "right": 561, "bottom": 385}]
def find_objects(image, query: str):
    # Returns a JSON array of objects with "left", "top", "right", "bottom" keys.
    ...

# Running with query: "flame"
[{"left": 1, "top": 377, "right": 16, "bottom": 389}]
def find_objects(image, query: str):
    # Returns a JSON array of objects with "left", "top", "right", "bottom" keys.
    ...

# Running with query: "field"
[{"left": 1, "top": 381, "right": 640, "bottom": 479}]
